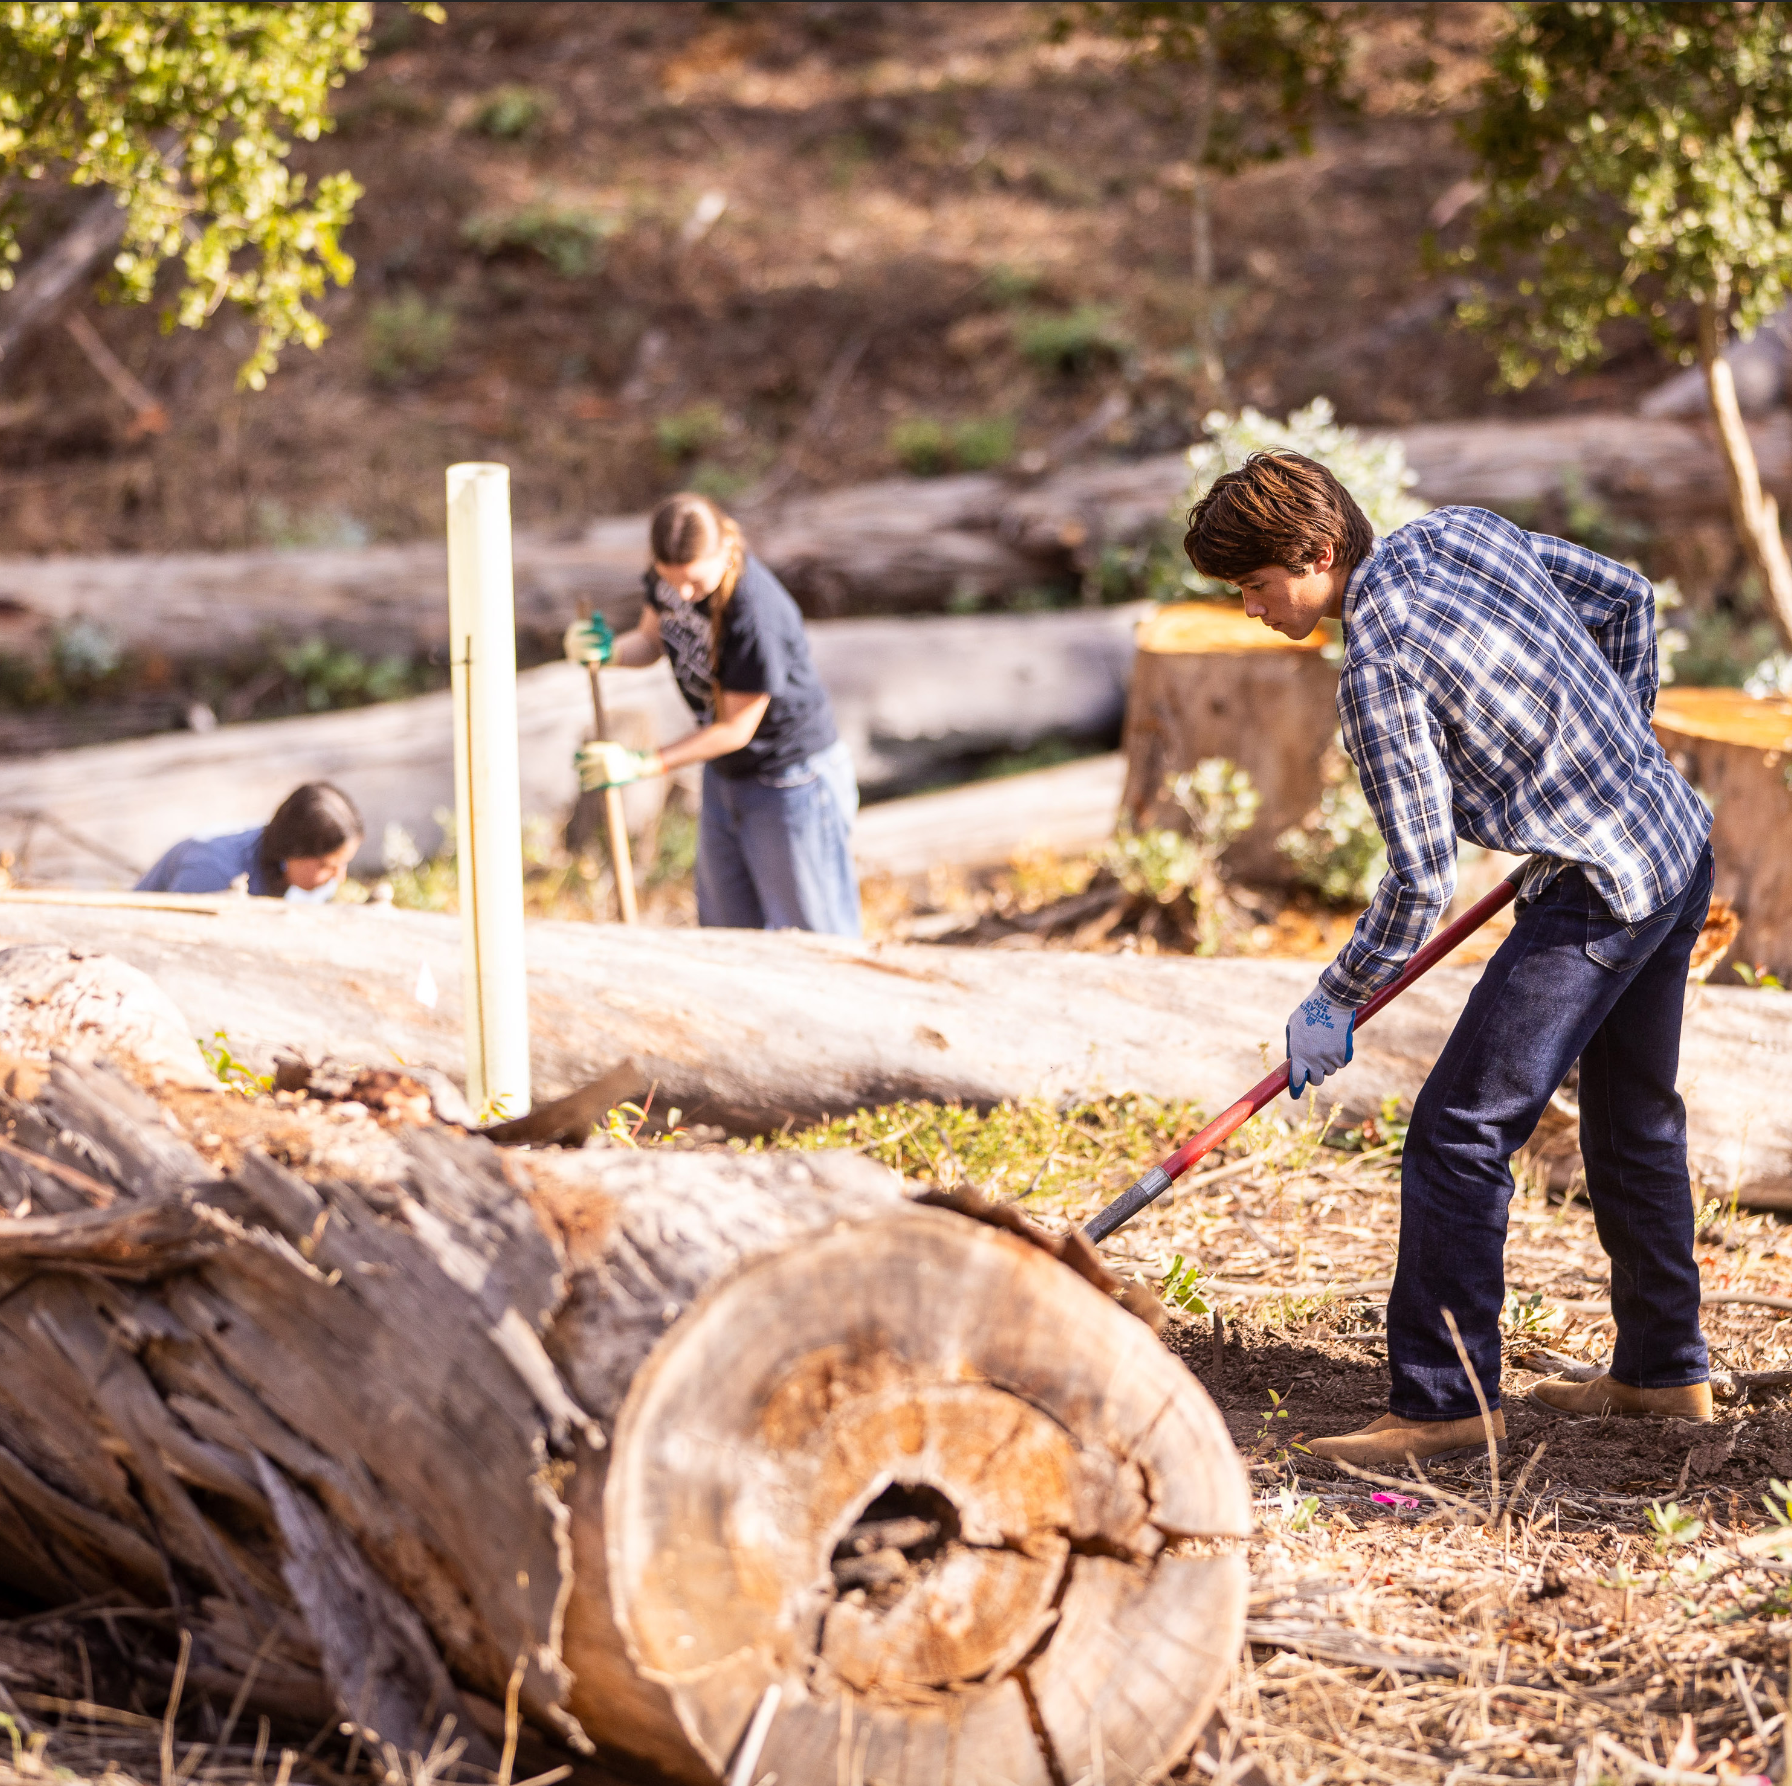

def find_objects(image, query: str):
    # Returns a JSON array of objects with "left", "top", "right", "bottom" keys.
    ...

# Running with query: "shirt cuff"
[{"left": 1317, "top": 960, "right": 1378, "bottom": 1007}]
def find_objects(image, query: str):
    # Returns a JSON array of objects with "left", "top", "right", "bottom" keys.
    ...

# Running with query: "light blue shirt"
[{"left": 136, "top": 827, "right": 274, "bottom": 895}]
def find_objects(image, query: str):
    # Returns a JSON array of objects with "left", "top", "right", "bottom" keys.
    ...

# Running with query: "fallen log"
[
  {"left": 0, "top": 902, "right": 1784, "bottom": 1205},
  {"left": 0, "top": 607, "right": 1141, "bottom": 884},
  {"left": 0, "top": 1045, "right": 1249, "bottom": 1785},
  {"left": 1653, "top": 688, "right": 1792, "bottom": 979},
  {"left": 1120, "top": 604, "right": 1339, "bottom": 885},
  {"left": 854, "top": 752, "right": 1125, "bottom": 879},
  {"left": 0, "top": 412, "right": 1785, "bottom": 667}
]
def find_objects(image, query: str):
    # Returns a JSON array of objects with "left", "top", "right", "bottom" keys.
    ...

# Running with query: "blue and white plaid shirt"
[{"left": 1319, "top": 506, "right": 1711, "bottom": 1007}]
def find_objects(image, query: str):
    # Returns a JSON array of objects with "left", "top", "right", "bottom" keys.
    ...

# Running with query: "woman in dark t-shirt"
[{"left": 567, "top": 492, "right": 860, "bottom": 936}]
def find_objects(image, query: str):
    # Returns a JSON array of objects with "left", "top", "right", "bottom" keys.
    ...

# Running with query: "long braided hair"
[{"left": 648, "top": 493, "right": 746, "bottom": 717}]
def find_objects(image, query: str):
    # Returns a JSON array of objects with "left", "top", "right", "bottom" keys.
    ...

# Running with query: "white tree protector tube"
[{"left": 446, "top": 462, "right": 531, "bottom": 1119}]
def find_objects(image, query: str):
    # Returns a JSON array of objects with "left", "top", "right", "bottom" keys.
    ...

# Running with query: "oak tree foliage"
[
  {"left": 0, "top": 1, "right": 439, "bottom": 387},
  {"left": 1461, "top": 1, "right": 1792, "bottom": 647}
]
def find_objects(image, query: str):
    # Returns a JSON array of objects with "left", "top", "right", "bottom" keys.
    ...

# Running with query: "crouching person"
[
  {"left": 1182, "top": 452, "right": 1715, "bottom": 1465},
  {"left": 136, "top": 782, "right": 364, "bottom": 902}
]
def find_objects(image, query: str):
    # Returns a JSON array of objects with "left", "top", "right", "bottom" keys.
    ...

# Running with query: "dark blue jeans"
[
  {"left": 1388, "top": 842, "right": 1714, "bottom": 1421},
  {"left": 696, "top": 739, "right": 862, "bottom": 937}
]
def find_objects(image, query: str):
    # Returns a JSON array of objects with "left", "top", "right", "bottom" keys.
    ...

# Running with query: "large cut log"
[
  {"left": 854, "top": 752, "right": 1125, "bottom": 878},
  {"left": 0, "top": 901, "right": 1785, "bottom": 1204},
  {"left": 1120, "top": 603, "right": 1339, "bottom": 885},
  {"left": 0, "top": 606, "right": 1140, "bottom": 884},
  {"left": 0, "top": 412, "right": 1785, "bottom": 668},
  {"left": 0, "top": 1045, "right": 1249, "bottom": 1785},
  {"left": 1653, "top": 688, "right": 1792, "bottom": 979}
]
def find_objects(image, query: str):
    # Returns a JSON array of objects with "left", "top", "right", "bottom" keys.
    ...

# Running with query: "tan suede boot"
[
  {"left": 1307, "top": 1409, "right": 1506, "bottom": 1470},
  {"left": 1528, "top": 1371, "right": 1712, "bottom": 1421}
]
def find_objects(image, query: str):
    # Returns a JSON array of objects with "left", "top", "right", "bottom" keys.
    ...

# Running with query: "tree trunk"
[
  {"left": 0, "top": 607, "right": 1141, "bottom": 884},
  {"left": 0, "top": 905, "right": 1787, "bottom": 1206},
  {"left": 855, "top": 752, "right": 1125, "bottom": 879},
  {"left": 1189, "top": 33, "right": 1225, "bottom": 401},
  {"left": 1700, "top": 299, "right": 1792, "bottom": 650},
  {"left": 0, "top": 191, "right": 132, "bottom": 368},
  {"left": 0, "top": 1048, "right": 1248, "bottom": 1786},
  {"left": 0, "top": 413, "right": 1787, "bottom": 673},
  {"left": 1120, "top": 603, "right": 1340, "bottom": 885},
  {"left": 1653, "top": 686, "right": 1792, "bottom": 979}
]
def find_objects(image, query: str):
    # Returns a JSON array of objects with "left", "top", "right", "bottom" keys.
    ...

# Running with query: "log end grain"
[
  {"left": 590, "top": 1204, "right": 1248, "bottom": 1785},
  {"left": 1134, "top": 603, "right": 1328, "bottom": 658}
]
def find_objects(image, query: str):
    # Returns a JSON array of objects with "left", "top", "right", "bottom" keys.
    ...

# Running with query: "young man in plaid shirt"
[{"left": 1185, "top": 452, "right": 1716, "bottom": 1467}]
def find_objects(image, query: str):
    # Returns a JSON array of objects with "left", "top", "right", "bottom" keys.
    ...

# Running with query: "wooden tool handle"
[{"left": 587, "top": 666, "right": 639, "bottom": 924}]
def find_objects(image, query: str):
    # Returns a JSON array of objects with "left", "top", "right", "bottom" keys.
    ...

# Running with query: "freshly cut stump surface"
[{"left": 557, "top": 1203, "right": 1249, "bottom": 1785}]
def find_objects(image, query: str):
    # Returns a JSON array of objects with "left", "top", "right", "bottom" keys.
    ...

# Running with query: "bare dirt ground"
[
  {"left": 3, "top": 1074, "right": 1790, "bottom": 1783},
  {"left": 6, "top": 1076, "right": 1791, "bottom": 1786},
  {"left": 0, "top": 0, "right": 1665, "bottom": 564}
]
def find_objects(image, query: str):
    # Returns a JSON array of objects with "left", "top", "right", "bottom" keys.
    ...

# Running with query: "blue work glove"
[
  {"left": 576, "top": 740, "right": 653, "bottom": 792},
  {"left": 563, "top": 611, "right": 615, "bottom": 667},
  {"left": 1285, "top": 982, "right": 1356, "bottom": 1100}
]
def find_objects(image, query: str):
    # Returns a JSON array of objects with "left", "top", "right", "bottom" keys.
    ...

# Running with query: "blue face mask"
[{"left": 284, "top": 877, "right": 341, "bottom": 905}]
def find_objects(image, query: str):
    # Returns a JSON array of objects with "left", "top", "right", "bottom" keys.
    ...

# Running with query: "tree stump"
[
  {"left": 1654, "top": 688, "right": 1792, "bottom": 978},
  {"left": 0, "top": 1053, "right": 1249, "bottom": 1786},
  {"left": 1120, "top": 604, "right": 1339, "bottom": 885}
]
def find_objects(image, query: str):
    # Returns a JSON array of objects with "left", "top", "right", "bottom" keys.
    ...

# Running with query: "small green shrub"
[
  {"left": 1276, "top": 736, "right": 1386, "bottom": 906},
  {"left": 462, "top": 202, "right": 618, "bottom": 277},
  {"left": 1012, "top": 305, "right": 1128, "bottom": 375},
  {"left": 985, "top": 263, "right": 1044, "bottom": 307},
  {"left": 1107, "top": 759, "right": 1260, "bottom": 954},
  {"left": 889, "top": 413, "right": 1016, "bottom": 475},
  {"left": 655, "top": 402, "right": 728, "bottom": 462},
  {"left": 278, "top": 639, "right": 421, "bottom": 711},
  {"left": 684, "top": 461, "right": 750, "bottom": 502},
  {"left": 889, "top": 417, "right": 950, "bottom": 475},
  {"left": 472, "top": 84, "right": 553, "bottom": 139},
  {"left": 364, "top": 289, "right": 455, "bottom": 385},
  {"left": 951, "top": 413, "right": 1016, "bottom": 470}
]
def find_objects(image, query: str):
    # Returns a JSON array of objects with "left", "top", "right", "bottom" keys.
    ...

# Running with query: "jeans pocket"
[
  {"left": 1585, "top": 900, "right": 1675, "bottom": 972},
  {"left": 756, "top": 763, "right": 819, "bottom": 790}
]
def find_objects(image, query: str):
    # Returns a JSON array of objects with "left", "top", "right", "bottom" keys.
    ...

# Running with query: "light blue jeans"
[{"left": 696, "top": 739, "right": 861, "bottom": 937}]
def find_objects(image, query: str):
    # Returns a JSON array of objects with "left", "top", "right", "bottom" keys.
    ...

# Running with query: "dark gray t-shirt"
[{"left": 645, "top": 554, "right": 837, "bottom": 780}]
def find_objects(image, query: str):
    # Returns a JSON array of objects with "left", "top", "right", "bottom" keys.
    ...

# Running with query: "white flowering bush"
[
  {"left": 1152, "top": 398, "right": 1430, "bottom": 602},
  {"left": 1745, "top": 652, "right": 1792, "bottom": 698}
]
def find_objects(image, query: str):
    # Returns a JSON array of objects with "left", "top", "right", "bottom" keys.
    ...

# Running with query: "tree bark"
[
  {"left": 0, "top": 190, "right": 131, "bottom": 369},
  {"left": 0, "top": 607, "right": 1142, "bottom": 885},
  {"left": 0, "top": 1050, "right": 1249, "bottom": 1785},
  {"left": 1653, "top": 686, "right": 1792, "bottom": 980},
  {"left": 0, "top": 413, "right": 1786, "bottom": 672},
  {"left": 1700, "top": 298, "right": 1792, "bottom": 650},
  {"left": 0, "top": 905, "right": 1787, "bottom": 1206},
  {"left": 1121, "top": 603, "right": 1340, "bottom": 885}
]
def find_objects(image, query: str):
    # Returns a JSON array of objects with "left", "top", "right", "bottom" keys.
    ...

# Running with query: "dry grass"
[
  {"left": 785, "top": 1091, "right": 1792, "bottom": 1785},
  {"left": 6, "top": 1090, "right": 1788, "bottom": 1786}
]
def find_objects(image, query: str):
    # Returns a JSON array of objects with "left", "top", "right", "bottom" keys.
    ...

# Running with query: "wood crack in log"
[{"left": 0, "top": 1039, "right": 1251, "bottom": 1785}]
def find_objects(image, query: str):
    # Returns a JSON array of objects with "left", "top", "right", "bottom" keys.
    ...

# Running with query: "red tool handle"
[{"left": 1082, "top": 861, "right": 1530, "bottom": 1244}]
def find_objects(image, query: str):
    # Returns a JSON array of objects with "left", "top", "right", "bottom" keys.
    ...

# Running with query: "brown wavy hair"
[
  {"left": 257, "top": 782, "right": 363, "bottom": 890},
  {"left": 649, "top": 492, "right": 747, "bottom": 712},
  {"left": 1183, "top": 450, "right": 1374, "bottom": 584}
]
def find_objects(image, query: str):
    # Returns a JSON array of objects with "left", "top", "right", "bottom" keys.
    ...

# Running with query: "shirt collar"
[{"left": 1342, "top": 537, "right": 1386, "bottom": 632}]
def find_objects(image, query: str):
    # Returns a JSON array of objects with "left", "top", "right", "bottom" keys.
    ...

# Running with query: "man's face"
[{"left": 1234, "top": 543, "right": 1343, "bottom": 641}]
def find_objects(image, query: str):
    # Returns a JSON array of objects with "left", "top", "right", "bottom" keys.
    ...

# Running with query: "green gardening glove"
[
  {"left": 563, "top": 611, "right": 615, "bottom": 667},
  {"left": 576, "top": 740, "right": 652, "bottom": 791}
]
